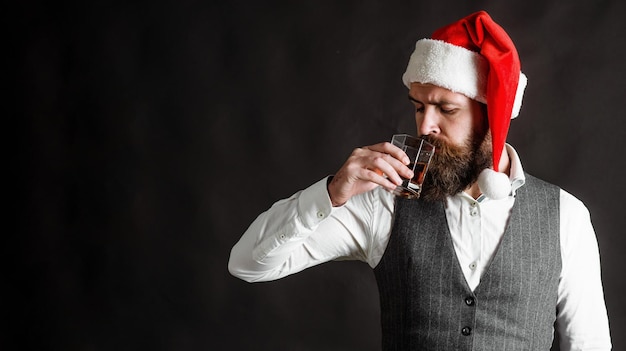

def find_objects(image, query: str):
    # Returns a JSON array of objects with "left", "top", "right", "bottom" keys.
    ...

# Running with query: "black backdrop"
[{"left": 14, "top": 0, "right": 625, "bottom": 350}]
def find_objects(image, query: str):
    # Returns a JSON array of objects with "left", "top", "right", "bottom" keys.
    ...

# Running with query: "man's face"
[{"left": 408, "top": 82, "right": 491, "bottom": 201}]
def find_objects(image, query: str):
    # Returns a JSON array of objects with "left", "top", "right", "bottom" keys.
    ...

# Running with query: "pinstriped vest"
[{"left": 373, "top": 174, "right": 561, "bottom": 351}]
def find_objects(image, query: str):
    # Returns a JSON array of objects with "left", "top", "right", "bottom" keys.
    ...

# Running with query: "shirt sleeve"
[
  {"left": 556, "top": 189, "right": 612, "bottom": 350},
  {"left": 228, "top": 177, "right": 388, "bottom": 282}
]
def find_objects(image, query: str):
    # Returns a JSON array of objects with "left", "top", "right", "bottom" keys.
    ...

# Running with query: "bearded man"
[{"left": 228, "top": 11, "right": 611, "bottom": 350}]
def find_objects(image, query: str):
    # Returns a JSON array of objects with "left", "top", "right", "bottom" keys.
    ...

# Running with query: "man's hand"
[{"left": 327, "top": 142, "right": 413, "bottom": 207}]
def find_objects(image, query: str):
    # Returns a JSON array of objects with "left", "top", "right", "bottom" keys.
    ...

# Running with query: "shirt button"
[
  {"left": 469, "top": 262, "right": 477, "bottom": 270},
  {"left": 461, "top": 326, "right": 472, "bottom": 336},
  {"left": 317, "top": 211, "right": 325, "bottom": 219},
  {"left": 464, "top": 296, "right": 475, "bottom": 306}
]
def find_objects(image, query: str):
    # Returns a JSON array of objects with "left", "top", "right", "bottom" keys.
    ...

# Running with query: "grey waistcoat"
[{"left": 373, "top": 174, "right": 561, "bottom": 351}]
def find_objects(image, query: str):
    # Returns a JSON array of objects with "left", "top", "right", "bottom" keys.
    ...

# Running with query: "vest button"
[
  {"left": 461, "top": 326, "right": 472, "bottom": 336},
  {"left": 464, "top": 296, "right": 475, "bottom": 306}
]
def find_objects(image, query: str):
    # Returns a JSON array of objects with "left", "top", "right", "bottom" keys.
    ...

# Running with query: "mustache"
[
  {"left": 420, "top": 133, "right": 490, "bottom": 158},
  {"left": 420, "top": 135, "right": 467, "bottom": 161}
]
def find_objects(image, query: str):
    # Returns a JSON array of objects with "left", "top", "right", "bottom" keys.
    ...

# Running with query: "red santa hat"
[{"left": 402, "top": 11, "right": 527, "bottom": 199}]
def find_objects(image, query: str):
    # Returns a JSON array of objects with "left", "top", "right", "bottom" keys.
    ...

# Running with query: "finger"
[
  {"left": 358, "top": 145, "right": 410, "bottom": 174},
  {"left": 367, "top": 154, "right": 412, "bottom": 185},
  {"left": 350, "top": 146, "right": 412, "bottom": 186},
  {"left": 369, "top": 153, "right": 414, "bottom": 182},
  {"left": 365, "top": 142, "right": 410, "bottom": 165},
  {"left": 361, "top": 167, "right": 399, "bottom": 191}
]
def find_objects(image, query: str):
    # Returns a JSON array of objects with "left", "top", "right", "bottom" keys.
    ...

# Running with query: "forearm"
[
  {"left": 228, "top": 195, "right": 327, "bottom": 282},
  {"left": 228, "top": 177, "right": 368, "bottom": 282}
]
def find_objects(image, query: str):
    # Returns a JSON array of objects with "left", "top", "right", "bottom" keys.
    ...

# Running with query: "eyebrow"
[
  {"left": 408, "top": 94, "right": 421, "bottom": 104},
  {"left": 408, "top": 94, "right": 458, "bottom": 107}
]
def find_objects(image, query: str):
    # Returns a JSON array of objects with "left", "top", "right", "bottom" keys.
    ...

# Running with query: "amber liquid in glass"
[{"left": 393, "top": 161, "right": 428, "bottom": 199}]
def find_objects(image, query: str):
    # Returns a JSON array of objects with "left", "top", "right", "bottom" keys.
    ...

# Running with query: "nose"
[{"left": 416, "top": 107, "right": 440, "bottom": 137}]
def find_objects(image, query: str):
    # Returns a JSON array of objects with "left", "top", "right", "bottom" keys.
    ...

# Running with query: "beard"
[{"left": 419, "top": 130, "right": 492, "bottom": 202}]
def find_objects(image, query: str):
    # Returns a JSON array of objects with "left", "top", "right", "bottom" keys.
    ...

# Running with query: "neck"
[{"left": 466, "top": 183, "right": 483, "bottom": 200}]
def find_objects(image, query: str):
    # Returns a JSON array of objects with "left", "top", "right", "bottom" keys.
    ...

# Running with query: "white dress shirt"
[{"left": 229, "top": 144, "right": 612, "bottom": 350}]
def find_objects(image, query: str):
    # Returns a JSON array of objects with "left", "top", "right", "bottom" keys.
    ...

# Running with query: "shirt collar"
[
  {"left": 506, "top": 143, "right": 526, "bottom": 196},
  {"left": 455, "top": 143, "right": 526, "bottom": 203}
]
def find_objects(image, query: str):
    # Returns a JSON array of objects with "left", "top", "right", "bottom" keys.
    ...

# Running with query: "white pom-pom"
[{"left": 477, "top": 168, "right": 511, "bottom": 200}]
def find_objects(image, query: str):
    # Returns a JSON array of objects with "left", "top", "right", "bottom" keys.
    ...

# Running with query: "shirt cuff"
[{"left": 297, "top": 176, "right": 336, "bottom": 229}]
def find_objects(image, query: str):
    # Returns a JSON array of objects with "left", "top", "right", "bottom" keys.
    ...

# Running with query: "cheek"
[
  {"left": 472, "top": 115, "right": 489, "bottom": 141},
  {"left": 448, "top": 123, "right": 474, "bottom": 146},
  {"left": 472, "top": 104, "right": 489, "bottom": 134},
  {"left": 414, "top": 112, "right": 424, "bottom": 124}
]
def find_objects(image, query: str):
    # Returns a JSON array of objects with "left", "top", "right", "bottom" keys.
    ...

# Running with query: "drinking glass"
[{"left": 391, "top": 134, "right": 435, "bottom": 199}]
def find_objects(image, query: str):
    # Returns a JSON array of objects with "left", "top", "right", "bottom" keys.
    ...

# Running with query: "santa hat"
[{"left": 402, "top": 11, "right": 527, "bottom": 199}]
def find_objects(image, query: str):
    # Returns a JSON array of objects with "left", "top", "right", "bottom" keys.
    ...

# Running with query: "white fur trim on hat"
[
  {"left": 402, "top": 39, "right": 527, "bottom": 119},
  {"left": 511, "top": 72, "right": 527, "bottom": 119},
  {"left": 402, "top": 39, "right": 488, "bottom": 103}
]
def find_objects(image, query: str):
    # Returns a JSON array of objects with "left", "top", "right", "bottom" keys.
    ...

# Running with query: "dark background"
[{"left": 13, "top": 0, "right": 625, "bottom": 350}]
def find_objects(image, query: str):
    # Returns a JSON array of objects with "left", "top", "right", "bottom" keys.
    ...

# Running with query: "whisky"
[
  {"left": 410, "top": 161, "right": 428, "bottom": 184},
  {"left": 393, "top": 161, "right": 429, "bottom": 199}
]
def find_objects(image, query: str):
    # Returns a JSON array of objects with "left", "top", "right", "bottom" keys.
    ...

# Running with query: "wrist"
[{"left": 326, "top": 176, "right": 345, "bottom": 207}]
